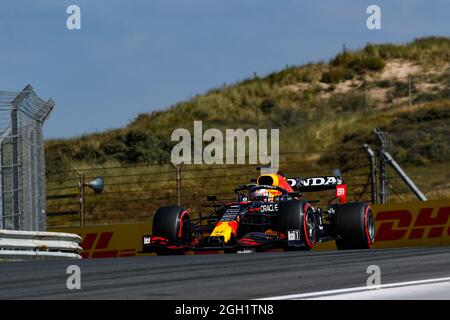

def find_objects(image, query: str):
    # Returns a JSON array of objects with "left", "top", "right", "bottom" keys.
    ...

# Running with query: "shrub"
[
  {"left": 320, "top": 67, "right": 348, "bottom": 83},
  {"left": 74, "top": 143, "right": 104, "bottom": 163},
  {"left": 98, "top": 129, "right": 171, "bottom": 164},
  {"left": 392, "top": 81, "right": 413, "bottom": 98},
  {"left": 323, "top": 90, "right": 365, "bottom": 112},
  {"left": 100, "top": 139, "right": 127, "bottom": 157},
  {"left": 259, "top": 98, "right": 276, "bottom": 113},
  {"left": 122, "top": 130, "right": 170, "bottom": 164},
  {"left": 331, "top": 52, "right": 355, "bottom": 67},
  {"left": 330, "top": 51, "right": 385, "bottom": 76},
  {"left": 414, "top": 89, "right": 450, "bottom": 103},
  {"left": 45, "top": 150, "right": 72, "bottom": 180},
  {"left": 345, "top": 55, "right": 385, "bottom": 73},
  {"left": 363, "top": 44, "right": 379, "bottom": 57},
  {"left": 359, "top": 55, "right": 385, "bottom": 71},
  {"left": 376, "top": 79, "right": 393, "bottom": 88}
]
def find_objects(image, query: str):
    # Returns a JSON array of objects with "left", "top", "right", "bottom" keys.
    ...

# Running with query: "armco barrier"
[
  {"left": 50, "top": 199, "right": 450, "bottom": 258},
  {"left": 0, "top": 230, "right": 82, "bottom": 260}
]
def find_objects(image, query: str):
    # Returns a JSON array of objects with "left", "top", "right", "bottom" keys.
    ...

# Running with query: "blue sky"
[{"left": 1, "top": 0, "right": 449, "bottom": 139}]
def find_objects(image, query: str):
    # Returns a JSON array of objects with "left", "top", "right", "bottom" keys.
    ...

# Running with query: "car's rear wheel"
[
  {"left": 152, "top": 205, "right": 191, "bottom": 255},
  {"left": 334, "top": 202, "right": 375, "bottom": 250},
  {"left": 276, "top": 200, "right": 317, "bottom": 251}
]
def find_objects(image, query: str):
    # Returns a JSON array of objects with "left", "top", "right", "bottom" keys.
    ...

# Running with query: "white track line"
[{"left": 257, "top": 276, "right": 450, "bottom": 300}]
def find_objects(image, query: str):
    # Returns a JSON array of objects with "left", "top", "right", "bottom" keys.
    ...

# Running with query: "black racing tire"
[
  {"left": 152, "top": 205, "right": 191, "bottom": 255},
  {"left": 276, "top": 200, "right": 317, "bottom": 251},
  {"left": 334, "top": 202, "right": 375, "bottom": 250}
]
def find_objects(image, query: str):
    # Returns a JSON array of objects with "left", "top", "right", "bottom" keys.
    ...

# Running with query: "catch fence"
[{"left": 0, "top": 85, "right": 54, "bottom": 230}]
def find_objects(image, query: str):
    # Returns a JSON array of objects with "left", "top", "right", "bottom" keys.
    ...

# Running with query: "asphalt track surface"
[{"left": 0, "top": 247, "right": 449, "bottom": 299}]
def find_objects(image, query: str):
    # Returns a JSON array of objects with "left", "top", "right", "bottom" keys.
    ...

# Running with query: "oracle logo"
[
  {"left": 375, "top": 207, "right": 450, "bottom": 241},
  {"left": 260, "top": 203, "right": 279, "bottom": 212}
]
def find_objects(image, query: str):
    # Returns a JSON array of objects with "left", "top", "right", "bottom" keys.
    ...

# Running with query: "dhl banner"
[
  {"left": 372, "top": 199, "right": 450, "bottom": 248},
  {"left": 54, "top": 223, "right": 153, "bottom": 259},
  {"left": 50, "top": 199, "right": 450, "bottom": 258},
  {"left": 316, "top": 199, "right": 450, "bottom": 250}
]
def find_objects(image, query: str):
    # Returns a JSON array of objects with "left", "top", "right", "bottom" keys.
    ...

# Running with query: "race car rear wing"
[
  {"left": 286, "top": 176, "right": 347, "bottom": 203},
  {"left": 286, "top": 176, "right": 343, "bottom": 191}
]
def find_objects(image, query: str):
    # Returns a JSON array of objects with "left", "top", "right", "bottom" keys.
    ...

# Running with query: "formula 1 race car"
[{"left": 142, "top": 173, "right": 375, "bottom": 255}]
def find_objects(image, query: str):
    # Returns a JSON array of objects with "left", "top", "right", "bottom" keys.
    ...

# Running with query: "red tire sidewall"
[
  {"left": 303, "top": 202, "right": 314, "bottom": 249},
  {"left": 364, "top": 206, "right": 374, "bottom": 249},
  {"left": 178, "top": 210, "right": 190, "bottom": 239}
]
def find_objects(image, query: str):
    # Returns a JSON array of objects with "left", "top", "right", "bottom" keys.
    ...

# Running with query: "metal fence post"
[
  {"left": 373, "top": 128, "right": 388, "bottom": 204},
  {"left": 383, "top": 151, "right": 427, "bottom": 201},
  {"left": 10, "top": 88, "right": 30, "bottom": 230},
  {"left": 81, "top": 173, "right": 85, "bottom": 226},
  {"left": 363, "top": 144, "right": 377, "bottom": 204},
  {"left": 175, "top": 165, "right": 181, "bottom": 206},
  {"left": 74, "top": 168, "right": 85, "bottom": 227},
  {"left": 0, "top": 142, "right": 3, "bottom": 229},
  {"left": 11, "top": 104, "right": 19, "bottom": 230},
  {"left": 1, "top": 85, "right": 54, "bottom": 231}
]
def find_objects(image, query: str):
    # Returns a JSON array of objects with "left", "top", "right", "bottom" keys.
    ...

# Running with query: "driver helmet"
[
  {"left": 250, "top": 189, "right": 270, "bottom": 202},
  {"left": 250, "top": 189, "right": 282, "bottom": 202}
]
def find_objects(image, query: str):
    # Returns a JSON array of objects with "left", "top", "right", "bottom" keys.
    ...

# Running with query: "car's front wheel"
[
  {"left": 152, "top": 205, "right": 191, "bottom": 255},
  {"left": 276, "top": 200, "right": 317, "bottom": 251}
]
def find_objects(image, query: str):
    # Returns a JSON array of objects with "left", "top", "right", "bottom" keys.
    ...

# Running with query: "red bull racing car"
[{"left": 142, "top": 173, "right": 375, "bottom": 255}]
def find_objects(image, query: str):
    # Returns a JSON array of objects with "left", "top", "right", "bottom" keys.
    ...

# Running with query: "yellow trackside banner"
[
  {"left": 372, "top": 199, "right": 450, "bottom": 248},
  {"left": 50, "top": 223, "right": 153, "bottom": 259},
  {"left": 315, "top": 199, "right": 450, "bottom": 251},
  {"left": 50, "top": 199, "right": 450, "bottom": 258}
]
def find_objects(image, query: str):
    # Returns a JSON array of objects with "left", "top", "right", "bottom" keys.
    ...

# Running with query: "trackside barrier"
[
  {"left": 51, "top": 199, "right": 450, "bottom": 258},
  {"left": 317, "top": 198, "right": 450, "bottom": 250},
  {"left": 373, "top": 199, "right": 450, "bottom": 247},
  {"left": 0, "top": 230, "right": 83, "bottom": 260}
]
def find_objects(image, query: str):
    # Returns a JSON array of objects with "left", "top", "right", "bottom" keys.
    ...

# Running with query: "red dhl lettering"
[
  {"left": 80, "top": 232, "right": 137, "bottom": 258},
  {"left": 375, "top": 207, "right": 450, "bottom": 241}
]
